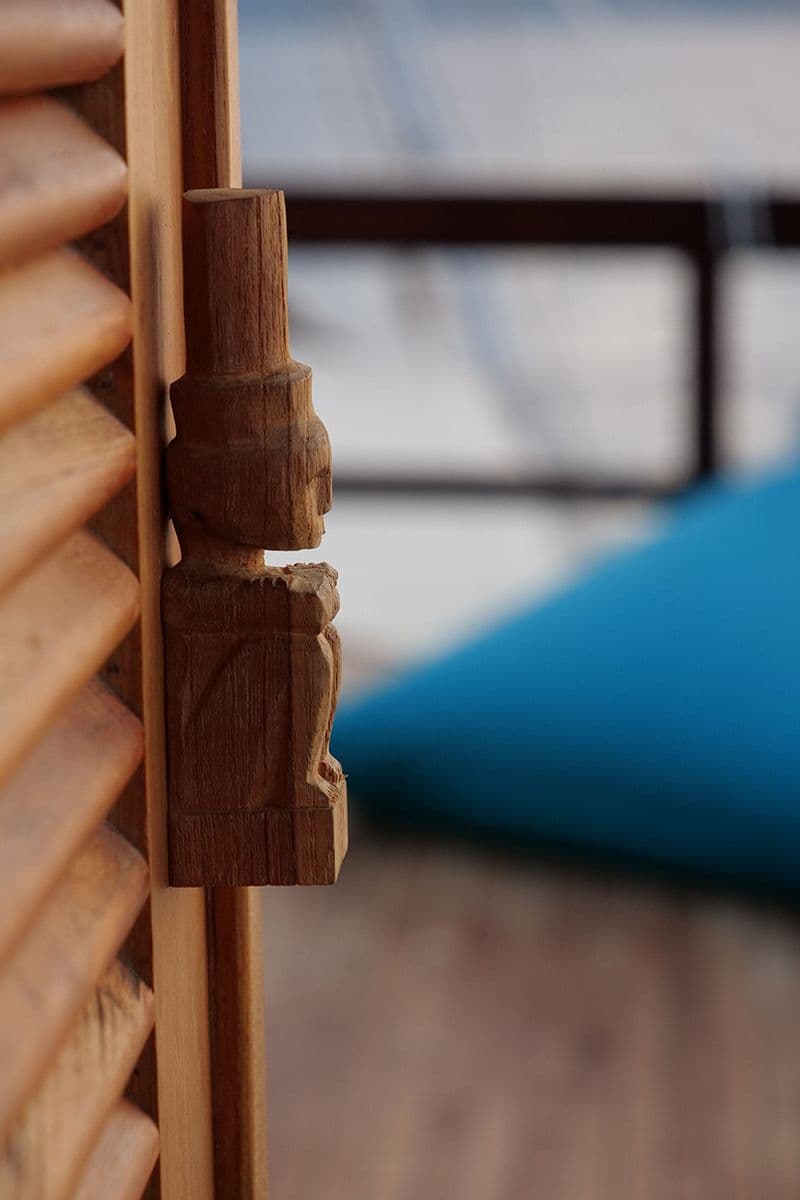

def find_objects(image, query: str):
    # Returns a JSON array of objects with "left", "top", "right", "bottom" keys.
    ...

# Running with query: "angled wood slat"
[
  {"left": 0, "top": 1, "right": 124, "bottom": 98},
  {"left": 0, "top": 529, "right": 140, "bottom": 788},
  {"left": 0, "top": 388, "right": 136, "bottom": 598},
  {"left": 0, "top": 826, "right": 149, "bottom": 1146},
  {"left": 72, "top": 1101, "right": 159, "bottom": 1200},
  {"left": 0, "top": 961, "right": 155, "bottom": 1200},
  {"left": 0, "top": 249, "right": 132, "bottom": 436},
  {"left": 0, "top": 681, "right": 143, "bottom": 964},
  {"left": 0, "top": 95, "right": 127, "bottom": 270}
]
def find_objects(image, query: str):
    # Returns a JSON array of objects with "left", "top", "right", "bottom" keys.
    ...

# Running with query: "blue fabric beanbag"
[{"left": 332, "top": 465, "right": 800, "bottom": 892}]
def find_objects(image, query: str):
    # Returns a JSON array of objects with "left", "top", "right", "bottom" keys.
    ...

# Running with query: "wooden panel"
[
  {"left": 179, "top": 3, "right": 270, "bottom": 1192},
  {"left": 69, "top": 3, "right": 218, "bottom": 1193},
  {"left": 0, "top": 530, "right": 140, "bottom": 787},
  {"left": 0, "top": 248, "right": 132, "bottom": 435},
  {"left": 0, "top": 388, "right": 136, "bottom": 597},
  {"left": 0, "top": 96, "right": 127, "bottom": 269},
  {"left": 0, "top": 960, "right": 155, "bottom": 1200},
  {"left": 0, "top": 1, "right": 124, "bottom": 97},
  {"left": 0, "top": 825, "right": 149, "bottom": 1143},
  {"left": 72, "top": 1101, "right": 159, "bottom": 1200},
  {"left": 0, "top": 681, "right": 143, "bottom": 963}
]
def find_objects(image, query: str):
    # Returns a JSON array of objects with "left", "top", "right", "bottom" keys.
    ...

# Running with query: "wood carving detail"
[{"left": 164, "top": 188, "right": 347, "bottom": 886}]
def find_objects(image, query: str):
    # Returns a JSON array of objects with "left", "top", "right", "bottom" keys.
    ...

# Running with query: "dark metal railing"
[{"left": 257, "top": 188, "right": 800, "bottom": 502}]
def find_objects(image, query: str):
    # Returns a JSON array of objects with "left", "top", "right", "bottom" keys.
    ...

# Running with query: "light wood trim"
[
  {"left": 0, "top": 826, "right": 149, "bottom": 1144},
  {"left": 0, "top": 960, "right": 155, "bottom": 1200},
  {"left": 0, "top": 96, "right": 127, "bottom": 269},
  {"left": 72, "top": 1100, "right": 160, "bottom": 1200},
  {"left": 0, "top": 388, "right": 136, "bottom": 597},
  {"left": 0, "top": 681, "right": 143, "bottom": 963},
  {"left": 0, "top": 0, "right": 124, "bottom": 97},
  {"left": 179, "top": 1, "right": 270, "bottom": 1191},
  {"left": 0, "top": 249, "right": 132, "bottom": 436},
  {"left": 0, "top": 530, "right": 140, "bottom": 788}
]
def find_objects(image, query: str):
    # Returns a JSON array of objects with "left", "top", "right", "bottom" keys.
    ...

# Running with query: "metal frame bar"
[{"left": 263, "top": 188, "right": 800, "bottom": 502}]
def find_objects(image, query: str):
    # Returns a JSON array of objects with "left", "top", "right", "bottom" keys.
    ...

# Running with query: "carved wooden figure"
[{"left": 164, "top": 188, "right": 347, "bottom": 886}]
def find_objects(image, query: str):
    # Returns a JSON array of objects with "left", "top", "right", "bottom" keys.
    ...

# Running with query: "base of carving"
[
  {"left": 163, "top": 560, "right": 348, "bottom": 887},
  {"left": 169, "top": 786, "right": 348, "bottom": 886}
]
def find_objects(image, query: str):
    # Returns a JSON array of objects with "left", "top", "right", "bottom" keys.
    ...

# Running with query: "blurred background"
[{"left": 239, "top": 2, "right": 800, "bottom": 1195}]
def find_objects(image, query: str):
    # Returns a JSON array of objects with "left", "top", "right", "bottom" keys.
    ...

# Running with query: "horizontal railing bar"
[
  {"left": 332, "top": 472, "right": 688, "bottom": 502},
  {"left": 268, "top": 189, "right": 800, "bottom": 251}
]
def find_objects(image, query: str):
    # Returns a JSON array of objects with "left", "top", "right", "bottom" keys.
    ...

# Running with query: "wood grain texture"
[
  {"left": 171, "top": 190, "right": 333, "bottom": 552},
  {"left": 0, "top": 387, "right": 136, "bottom": 597},
  {"left": 165, "top": 189, "right": 347, "bottom": 888},
  {"left": 180, "top": 0, "right": 241, "bottom": 194},
  {"left": 72, "top": 1100, "right": 160, "bottom": 1200},
  {"left": 0, "top": 530, "right": 140, "bottom": 788},
  {"left": 178, "top": 8, "right": 270, "bottom": 1194},
  {"left": 68, "top": 5, "right": 218, "bottom": 1194},
  {"left": 0, "top": 681, "right": 143, "bottom": 964},
  {"left": 205, "top": 888, "right": 269, "bottom": 1200},
  {"left": 165, "top": 562, "right": 347, "bottom": 886},
  {"left": 0, "top": 0, "right": 124, "bottom": 97},
  {"left": 0, "top": 95, "right": 127, "bottom": 269},
  {"left": 0, "top": 248, "right": 132, "bottom": 435},
  {"left": 0, "top": 960, "right": 155, "bottom": 1200},
  {"left": 0, "top": 825, "right": 149, "bottom": 1145}
]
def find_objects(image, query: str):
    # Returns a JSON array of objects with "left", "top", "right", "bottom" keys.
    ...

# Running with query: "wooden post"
[{"left": 163, "top": 188, "right": 347, "bottom": 887}]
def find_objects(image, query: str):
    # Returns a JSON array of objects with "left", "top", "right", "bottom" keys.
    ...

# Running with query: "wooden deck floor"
[{"left": 263, "top": 828, "right": 800, "bottom": 1199}]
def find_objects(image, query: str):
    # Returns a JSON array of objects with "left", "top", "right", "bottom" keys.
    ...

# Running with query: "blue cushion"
[{"left": 332, "top": 465, "right": 800, "bottom": 891}]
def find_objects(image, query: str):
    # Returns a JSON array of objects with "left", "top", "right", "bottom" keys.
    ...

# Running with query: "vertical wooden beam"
[
  {"left": 69, "top": 1, "right": 216, "bottom": 1196},
  {"left": 178, "top": 2, "right": 270, "bottom": 1196},
  {"left": 180, "top": 0, "right": 241, "bottom": 190}
]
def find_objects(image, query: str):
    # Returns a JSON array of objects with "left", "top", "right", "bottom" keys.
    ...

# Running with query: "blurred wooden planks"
[
  {"left": 0, "top": 388, "right": 135, "bottom": 596},
  {"left": 0, "top": 826, "right": 149, "bottom": 1144},
  {"left": 0, "top": 249, "right": 132, "bottom": 435},
  {"left": 0, "top": 682, "right": 143, "bottom": 963},
  {"left": 0, "top": 96, "right": 127, "bottom": 269},
  {"left": 264, "top": 829, "right": 800, "bottom": 1200},
  {"left": 0, "top": 0, "right": 124, "bottom": 97},
  {"left": 72, "top": 1100, "right": 160, "bottom": 1200},
  {"left": 0, "top": 531, "right": 140, "bottom": 786},
  {"left": 0, "top": 961, "right": 155, "bottom": 1200}
]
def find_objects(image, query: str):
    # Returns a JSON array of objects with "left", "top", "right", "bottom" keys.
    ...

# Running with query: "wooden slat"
[
  {"left": 0, "top": 681, "right": 143, "bottom": 963},
  {"left": 0, "top": 95, "right": 127, "bottom": 269},
  {"left": 0, "top": 827, "right": 149, "bottom": 1145},
  {"left": 72, "top": 1101, "right": 159, "bottom": 1200},
  {"left": 0, "top": 961, "right": 155, "bottom": 1200},
  {"left": 0, "top": 529, "right": 140, "bottom": 787},
  {"left": 0, "top": 388, "right": 136, "bottom": 597},
  {"left": 0, "top": 1, "right": 124, "bottom": 97},
  {"left": 0, "top": 248, "right": 131, "bottom": 435}
]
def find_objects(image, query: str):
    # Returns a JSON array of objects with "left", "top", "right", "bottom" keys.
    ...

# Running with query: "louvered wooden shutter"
[
  {"left": 0, "top": 3, "right": 274, "bottom": 1196},
  {"left": 0, "top": 4, "right": 222, "bottom": 1197},
  {"left": 0, "top": 5, "right": 159, "bottom": 1197}
]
